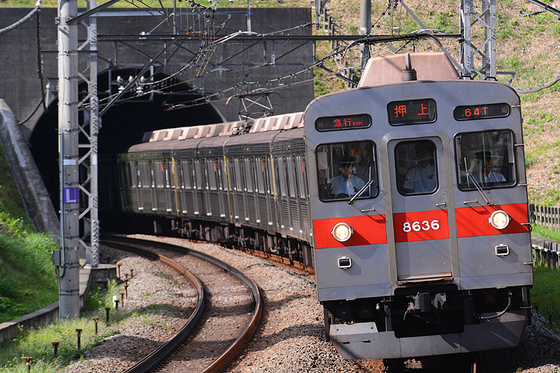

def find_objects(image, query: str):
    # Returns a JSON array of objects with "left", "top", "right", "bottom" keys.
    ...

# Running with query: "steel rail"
[
  {"left": 101, "top": 235, "right": 263, "bottom": 373},
  {"left": 100, "top": 237, "right": 206, "bottom": 373}
]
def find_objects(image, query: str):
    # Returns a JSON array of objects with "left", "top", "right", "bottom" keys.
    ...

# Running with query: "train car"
[
  {"left": 114, "top": 113, "right": 314, "bottom": 266},
  {"left": 303, "top": 52, "right": 533, "bottom": 360}
]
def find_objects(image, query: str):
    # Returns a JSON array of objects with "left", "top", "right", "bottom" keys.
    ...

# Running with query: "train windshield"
[
  {"left": 316, "top": 141, "right": 378, "bottom": 201},
  {"left": 455, "top": 130, "right": 516, "bottom": 190},
  {"left": 395, "top": 140, "right": 438, "bottom": 195}
]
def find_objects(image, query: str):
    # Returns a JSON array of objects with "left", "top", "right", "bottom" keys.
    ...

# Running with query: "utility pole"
[{"left": 58, "top": 0, "right": 80, "bottom": 319}]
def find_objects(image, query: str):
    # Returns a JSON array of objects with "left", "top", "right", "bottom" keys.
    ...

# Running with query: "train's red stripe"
[
  {"left": 393, "top": 209, "right": 450, "bottom": 243},
  {"left": 313, "top": 214, "right": 387, "bottom": 249},
  {"left": 313, "top": 204, "right": 529, "bottom": 249},
  {"left": 455, "top": 203, "right": 530, "bottom": 237}
]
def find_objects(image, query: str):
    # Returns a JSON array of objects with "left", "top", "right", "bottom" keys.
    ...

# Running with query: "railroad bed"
[{"left": 64, "top": 235, "right": 559, "bottom": 373}]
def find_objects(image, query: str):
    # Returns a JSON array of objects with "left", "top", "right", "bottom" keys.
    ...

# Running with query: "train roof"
[
  {"left": 358, "top": 52, "right": 459, "bottom": 87},
  {"left": 137, "top": 112, "right": 303, "bottom": 145}
]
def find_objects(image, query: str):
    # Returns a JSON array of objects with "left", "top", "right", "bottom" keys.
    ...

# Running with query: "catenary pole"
[{"left": 58, "top": 0, "right": 80, "bottom": 318}]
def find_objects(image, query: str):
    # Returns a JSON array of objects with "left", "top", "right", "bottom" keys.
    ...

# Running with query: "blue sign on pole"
[{"left": 63, "top": 188, "right": 79, "bottom": 204}]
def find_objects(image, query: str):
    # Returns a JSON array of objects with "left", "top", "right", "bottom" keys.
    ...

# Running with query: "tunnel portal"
[{"left": 29, "top": 68, "right": 224, "bottom": 214}]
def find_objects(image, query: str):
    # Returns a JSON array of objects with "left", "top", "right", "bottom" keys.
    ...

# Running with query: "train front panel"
[{"left": 304, "top": 80, "right": 533, "bottom": 359}]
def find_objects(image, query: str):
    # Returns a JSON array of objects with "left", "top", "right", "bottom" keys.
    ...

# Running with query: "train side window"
[
  {"left": 245, "top": 158, "right": 254, "bottom": 192},
  {"left": 266, "top": 158, "right": 274, "bottom": 194},
  {"left": 256, "top": 158, "right": 265, "bottom": 194},
  {"left": 296, "top": 156, "right": 307, "bottom": 199},
  {"left": 176, "top": 160, "right": 184, "bottom": 189},
  {"left": 182, "top": 160, "right": 192, "bottom": 189},
  {"left": 227, "top": 158, "right": 236, "bottom": 191},
  {"left": 216, "top": 160, "right": 223, "bottom": 191},
  {"left": 234, "top": 158, "right": 243, "bottom": 192},
  {"left": 129, "top": 162, "right": 139, "bottom": 188},
  {"left": 395, "top": 140, "right": 438, "bottom": 195},
  {"left": 278, "top": 157, "right": 288, "bottom": 197},
  {"left": 154, "top": 161, "right": 163, "bottom": 188},
  {"left": 287, "top": 157, "right": 297, "bottom": 198},
  {"left": 207, "top": 159, "right": 217, "bottom": 190},
  {"left": 141, "top": 162, "right": 151, "bottom": 188},
  {"left": 455, "top": 130, "right": 516, "bottom": 190},
  {"left": 316, "top": 140, "right": 378, "bottom": 201},
  {"left": 165, "top": 161, "right": 173, "bottom": 188},
  {"left": 196, "top": 160, "right": 204, "bottom": 190}
]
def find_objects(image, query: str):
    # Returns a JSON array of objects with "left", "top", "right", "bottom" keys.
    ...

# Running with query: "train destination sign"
[
  {"left": 453, "top": 103, "right": 510, "bottom": 121},
  {"left": 387, "top": 99, "right": 437, "bottom": 125},
  {"left": 315, "top": 114, "right": 372, "bottom": 132}
]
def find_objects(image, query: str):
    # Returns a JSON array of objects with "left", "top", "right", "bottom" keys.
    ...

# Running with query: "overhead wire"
[{"left": 0, "top": 0, "right": 42, "bottom": 35}]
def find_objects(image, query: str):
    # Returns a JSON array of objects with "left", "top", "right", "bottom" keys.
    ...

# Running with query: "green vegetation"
[
  {"left": 0, "top": 280, "right": 120, "bottom": 373},
  {"left": 531, "top": 225, "right": 560, "bottom": 327},
  {"left": 0, "top": 144, "right": 58, "bottom": 323},
  {"left": 0, "top": 279, "right": 180, "bottom": 373}
]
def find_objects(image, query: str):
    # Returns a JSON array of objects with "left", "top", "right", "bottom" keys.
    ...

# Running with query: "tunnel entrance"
[{"left": 29, "top": 68, "right": 224, "bottom": 215}]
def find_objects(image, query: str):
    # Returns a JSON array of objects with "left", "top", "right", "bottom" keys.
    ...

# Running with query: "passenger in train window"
[
  {"left": 403, "top": 141, "right": 437, "bottom": 194},
  {"left": 329, "top": 154, "right": 366, "bottom": 199},
  {"left": 475, "top": 151, "right": 506, "bottom": 183},
  {"left": 354, "top": 144, "right": 375, "bottom": 182}
]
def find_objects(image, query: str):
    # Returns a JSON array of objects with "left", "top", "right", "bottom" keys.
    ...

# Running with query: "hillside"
[{"left": 0, "top": 0, "right": 558, "bottom": 206}]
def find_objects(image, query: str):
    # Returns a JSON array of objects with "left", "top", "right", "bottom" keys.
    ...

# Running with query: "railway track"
[{"left": 100, "top": 236, "right": 263, "bottom": 373}]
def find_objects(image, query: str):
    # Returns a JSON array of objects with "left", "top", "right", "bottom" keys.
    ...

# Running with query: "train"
[{"left": 103, "top": 52, "right": 534, "bottom": 362}]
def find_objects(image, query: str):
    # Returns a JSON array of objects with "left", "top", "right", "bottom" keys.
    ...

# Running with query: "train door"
[{"left": 386, "top": 137, "right": 456, "bottom": 284}]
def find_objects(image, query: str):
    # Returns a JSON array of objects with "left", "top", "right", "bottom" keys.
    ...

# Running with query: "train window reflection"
[
  {"left": 316, "top": 141, "right": 378, "bottom": 201},
  {"left": 396, "top": 140, "right": 438, "bottom": 195},
  {"left": 455, "top": 130, "right": 516, "bottom": 190}
]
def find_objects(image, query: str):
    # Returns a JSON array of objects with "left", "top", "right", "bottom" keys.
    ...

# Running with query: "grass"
[
  {"left": 531, "top": 225, "right": 560, "bottom": 327},
  {"left": 0, "top": 143, "right": 59, "bottom": 323},
  {"left": 0, "top": 279, "right": 180, "bottom": 373},
  {"left": 0, "top": 280, "right": 123, "bottom": 373}
]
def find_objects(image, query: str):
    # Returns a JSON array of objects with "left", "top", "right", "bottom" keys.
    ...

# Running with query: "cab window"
[
  {"left": 316, "top": 141, "right": 377, "bottom": 201},
  {"left": 455, "top": 130, "right": 516, "bottom": 190},
  {"left": 395, "top": 140, "right": 438, "bottom": 196}
]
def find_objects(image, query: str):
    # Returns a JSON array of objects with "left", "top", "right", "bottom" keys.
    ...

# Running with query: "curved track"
[{"left": 101, "top": 236, "right": 263, "bottom": 373}]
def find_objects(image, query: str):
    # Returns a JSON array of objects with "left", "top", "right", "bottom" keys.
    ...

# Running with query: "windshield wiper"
[
  {"left": 348, "top": 180, "right": 374, "bottom": 205},
  {"left": 464, "top": 157, "right": 492, "bottom": 206}
]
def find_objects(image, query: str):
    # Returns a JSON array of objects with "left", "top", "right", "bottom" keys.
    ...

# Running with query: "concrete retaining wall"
[{"left": 0, "top": 99, "right": 60, "bottom": 239}]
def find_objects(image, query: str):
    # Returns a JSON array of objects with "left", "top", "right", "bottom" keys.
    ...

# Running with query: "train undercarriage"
[
  {"left": 122, "top": 213, "right": 315, "bottom": 269},
  {"left": 323, "top": 285, "right": 532, "bottom": 360}
]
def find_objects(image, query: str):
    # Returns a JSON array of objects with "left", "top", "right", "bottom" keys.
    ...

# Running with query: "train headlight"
[
  {"left": 489, "top": 210, "right": 510, "bottom": 230},
  {"left": 332, "top": 222, "right": 353, "bottom": 242}
]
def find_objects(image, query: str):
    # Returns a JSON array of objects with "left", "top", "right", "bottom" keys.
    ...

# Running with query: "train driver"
[
  {"left": 403, "top": 141, "right": 437, "bottom": 194},
  {"left": 329, "top": 154, "right": 366, "bottom": 198},
  {"left": 475, "top": 151, "right": 506, "bottom": 183}
]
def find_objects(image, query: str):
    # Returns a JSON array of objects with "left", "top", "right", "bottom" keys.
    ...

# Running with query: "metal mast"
[
  {"left": 460, "top": 0, "right": 497, "bottom": 79},
  {"left": 58, "top": 0, "right": 99, "bottom": 319},
  {"left": 58, "top": 0, "right": 80, "bottom": 318},
  {"left": 76, "top": 0, "right": 100, "bottom": 268}
]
